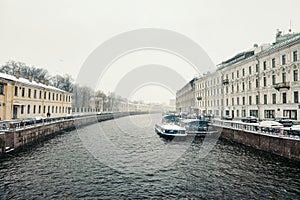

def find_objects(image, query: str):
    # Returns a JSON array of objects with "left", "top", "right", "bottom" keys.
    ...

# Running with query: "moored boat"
[
  {"left": 180, "top": 119, "right": 217, "bottom": 136},
  {"left": 155, "top": 115, "right": 187, "bottom": 140}
]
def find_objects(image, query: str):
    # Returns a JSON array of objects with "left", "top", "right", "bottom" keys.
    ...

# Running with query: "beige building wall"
[
  {"left": 176, "top": 78, "right": 196, "bottom": 114},
  {"left": 0, "top": 74, "right": 72, "bottom": 120}
]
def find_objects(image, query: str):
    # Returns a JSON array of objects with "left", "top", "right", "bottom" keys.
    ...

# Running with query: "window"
[
  {"left": 52, "top": 106, "right": 54, "bottom": 113},
  {"left": 237, "top": 84, "right": 239, "bottom": 92},
  {"left": 256, "top": 79, "right": 259, "bottom": 88},
  {"left": 27, "top": 105, "right": 30, "bottom": 114},
  {"left": 272, "top": 58, "right": 276, "bottom": 68},
  {"left": 264, "top": 94, "right": 267, "bottom": 104},
  {"left": 237, "top": 97, "right": 240, "bottom": 105},
  {"left": 43, "top": 105, "right": 46, "bottom": 114},
  {"left": 249, "top": 66, "right": 252, "bottom": 75},
  {"left": 248, "top": 81, "right": 251, "bottom": 90},
  {"left": 282, "top": 92, "right": 287, "bottom": 104},
  {"left": 60, "top": 94, "right": 62, "bottom": 101},
  {"left": 272, "top": 75, "right": 276, "bottom": 85},
  {"left": 226, "top": 98, "right": 228, "bottom": 106},
  {"left": 242, "top": 68, "right": 245, "bottom": 77},
  {"left": 242, "top": 82, "right": 245, "bottom": 91},
  {"left": 52, "top": 93, "right": 55, "bottom": 100},
  {"left": 0, "top": 83, "right": 5, "bottom": 95},
  {"left": 237, "top": 71, "right": 239, "bottom": 78},
  {"left": 28, "top": 88, "right": 31, "bottom": 98},
  {"left": 232, "top": 72, "right": 234, "bottom": 79},
  {"left": 226, "top": 86, "right": 228, "bottom": 94},
  {"left": 250, "top": 110, "right": 258, "bottom": 117},
  {"left": 231, "top": 85, "right": 234, "bottom": 93},
  {"left": 293, "top": 51, "right": 298, "bottom": 62},
  {"left": 33, "top": 105, "right": 36, "bottom": 114},
  {"left": 38, "top": 105, "right": 41, "bottom": 114},
  {"left": 263, "top": 77, "right": 267, "bottom": 87},
  {"left": 294, "top": 70, "right": 298, "bottom": 81},
  {"left": 39, "top": 90, "right": 42, "bottom": 99},
  {"left": 21, "top": 105, "right": 24, "bottom": 114},
  {"left": 56, "top": 94, "right": 58, "bottom": 101},
  {"left": 34, "top": 90, "right": 37, "bottom": 98},
  {"left": 264, "top": 110, "right": 275, "bottom": 118},
  {"left": 232, "top": 98, "right": 234, "bottom": 106},
  {"left": 48, "top": 106, "right": 50, "bottom": 113},
  {"left": 242, "top": 97, "right": 245, "bottom": 105},
  {"left": 242, "top": 110, "right": 246, "bottom": 117},
  {"left": 249, "top": 96, "right": 252, "bottom": 105},
  {"left": 256, "top": 95, "right": 259, "bottom": 104},
  {"left": 56, "top": 106, "right": 58, "bottom": 113},
  {"left": 263, "top": 61, "right": 267, "bottom": 70},
  {"left": 48, "top": 92, "right": 51, "bottom": 100},
  {"left": 22, "top": 88, "right": 25, "bottom": 97},
  {"left": 14, "top": 86, "right": 18, "bottom": 96},
  {"left": 283, "top": 110, "right": 297, "bottom": 120},
  {"left": 237, "top": 110, "right": 239, "bottom": 117},
  {"left": 282, "top": 54, "right": 286, "bottom": 65},
  {"left": 294, "top": 91, "right": 299, "bottom": 103},
  {"left": 271, "top": 94, "right": 276, "bottom": 105},
  {"left": 282, "top": 72, "right": 286, "bottom": 83}
]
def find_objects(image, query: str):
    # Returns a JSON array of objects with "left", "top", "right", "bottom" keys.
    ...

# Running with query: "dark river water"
[{"left": 0, "top": 114, "right": 299, "bottom": 199}]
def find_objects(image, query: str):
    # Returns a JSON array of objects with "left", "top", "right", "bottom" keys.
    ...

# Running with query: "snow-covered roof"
[{"left": 0, "top": 72, "right": 70, "bottom": 94}]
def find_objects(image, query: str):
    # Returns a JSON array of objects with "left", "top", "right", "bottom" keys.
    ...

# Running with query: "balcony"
[
  {"left": 222, "top": 79, "right": 229, "bottom": 85},
  {"left": 273, "top": 82, "right": 290, "bottom": 91}
]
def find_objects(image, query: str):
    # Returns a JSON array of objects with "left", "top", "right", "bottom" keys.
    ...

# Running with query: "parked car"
[
  {"left": 259, "top": 121, "right": 283, "bottom": 133},
  {"left": 241, "top": 116, "right": 258, "bottom": 123},
  {"left": 221, "top": 115, "right": 233, "bottom": 120},
  {"left": 273, "top": 117, "right": 293, "bottom": 127}
]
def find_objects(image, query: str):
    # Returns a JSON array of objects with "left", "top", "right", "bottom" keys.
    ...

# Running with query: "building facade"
[
  {"left": 176, "top": 31, "right": 300, "bottom": 121},
  {"left": 0, "top": 72, "right": 72, "bottom": 120},
  {"left": 176, "top": 78, "right": 197, "bottom": 114}
]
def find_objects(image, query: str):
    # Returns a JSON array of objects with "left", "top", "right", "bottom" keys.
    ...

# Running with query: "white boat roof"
[
  {"left": 0, "top": 72, "right": 70, "bottom": 94},
  {"left": 160, "top": 124, "right": 185, "bottom": 131},
  {"left": 181, "top": 119, "right": 200, "bottom": 123}
]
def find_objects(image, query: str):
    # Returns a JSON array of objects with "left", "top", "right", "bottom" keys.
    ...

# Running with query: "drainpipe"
[
  {"left": 256, "top": 56, "right": 261, "bottom": 121},
  {"left": 11, "top": 81, "right": 16, "bottom": 120}
]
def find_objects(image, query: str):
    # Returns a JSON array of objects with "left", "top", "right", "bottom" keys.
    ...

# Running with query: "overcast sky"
[{"left": 1, "top": 0, "right": 299, "bottom": 104}]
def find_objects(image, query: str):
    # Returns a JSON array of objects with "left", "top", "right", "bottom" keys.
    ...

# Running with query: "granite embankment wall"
[
  {"left": 0, "top": 112, "right": 144, "bottom": 156},
  {"left": 219, "top": 127, "right": 300, "bottom": 161}
]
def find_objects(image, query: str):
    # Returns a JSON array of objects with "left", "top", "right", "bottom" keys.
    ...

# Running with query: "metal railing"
[{"left": 212, "top": 119, "right": 300, "bottom": 140}]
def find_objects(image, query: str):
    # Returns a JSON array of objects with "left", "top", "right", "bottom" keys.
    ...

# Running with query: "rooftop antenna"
[{"left": 289, "top": 19, "right": 292, "bottom": 33}]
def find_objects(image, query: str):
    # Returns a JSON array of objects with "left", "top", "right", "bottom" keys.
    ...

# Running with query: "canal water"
[{"left": 0, "top": 114, "right": 299, "bottom": 199}]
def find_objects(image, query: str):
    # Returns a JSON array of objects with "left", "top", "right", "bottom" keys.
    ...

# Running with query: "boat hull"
[{"left": 155, "top": 124, "right": 187, "bottom": 141}]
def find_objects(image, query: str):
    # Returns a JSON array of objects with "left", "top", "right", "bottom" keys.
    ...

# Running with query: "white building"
[{"left": 177, "top": 30, "right": 300, "bottom": 121}]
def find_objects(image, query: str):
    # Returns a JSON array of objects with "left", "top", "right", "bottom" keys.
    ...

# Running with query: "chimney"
[
  {"left": 35, "top": 78, "right": 39, "bottom": 84},
  {"left": 45, "top": 80, "right": 49, "bottom": 86},
  {"left": 15, "top": 70, "right": 20, "bottom": 79},
  {"left": 28, "top": 75, "right": 32, "bottom": 82},
  {"left": 40, "top": 79, "right": 45, "bottom": 84}
]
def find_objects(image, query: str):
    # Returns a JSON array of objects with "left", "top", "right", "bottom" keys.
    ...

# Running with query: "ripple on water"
[{"left": 0, "top": 114, "right": 299, "bottom": 199}]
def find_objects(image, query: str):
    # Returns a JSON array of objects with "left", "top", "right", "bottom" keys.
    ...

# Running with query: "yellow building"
[{"left": 0, "top": 72, "right": 72, "bottom": 120}]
